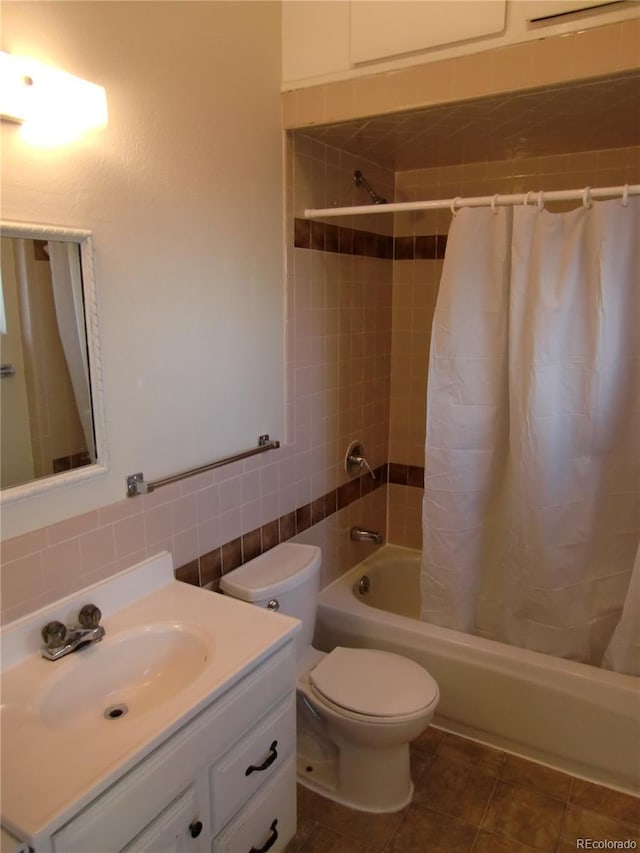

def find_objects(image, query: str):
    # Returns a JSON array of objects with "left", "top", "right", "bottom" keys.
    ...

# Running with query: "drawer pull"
[
  {"left": 189, "top": 819, "right": 203, "bottom": 838},
  {"left": 249, "top": 818, "right": 278, "bottom": 853},
  {"left": 245, "top": 740, "right": 278, "bottom": 776}
]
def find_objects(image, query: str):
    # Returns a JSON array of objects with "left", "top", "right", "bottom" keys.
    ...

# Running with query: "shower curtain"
[
  {"left": 48, "top": 241, "right": 96, "bottom": 462},
  {"left": 420, "top": 198, "right": 640, "bottom": 675}
]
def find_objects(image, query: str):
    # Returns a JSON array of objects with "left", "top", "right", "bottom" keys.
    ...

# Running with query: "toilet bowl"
[
  {"left": 298, "top": 645, "right": 438, "bottom": 811},
  {"left": 219, "top": 543, "right": 440, "bottom": 812}
]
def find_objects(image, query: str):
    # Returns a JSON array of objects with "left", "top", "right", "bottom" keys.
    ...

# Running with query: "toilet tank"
[{"left": 219, "top": 543, "right": 321, "bottom": 657}]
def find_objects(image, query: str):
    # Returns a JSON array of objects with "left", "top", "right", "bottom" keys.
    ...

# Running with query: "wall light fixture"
[{"left": 0, "top": 51, "right": 108, "bottom": 145}]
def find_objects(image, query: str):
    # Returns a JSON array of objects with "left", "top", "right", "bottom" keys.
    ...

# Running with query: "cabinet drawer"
[
  {"left": 212, "top": 756, "right": 296, "bottom": 853},
  {"left": 122, "top": 786, "right": 199, "bottom": 852},
  {"left": 210, "top": 695, "right": 295, "bottom": 831}
]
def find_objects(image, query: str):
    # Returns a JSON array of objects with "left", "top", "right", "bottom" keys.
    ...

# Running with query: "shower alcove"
[{"left": 287, "top": 68, "right": 640, "bottom": 553}]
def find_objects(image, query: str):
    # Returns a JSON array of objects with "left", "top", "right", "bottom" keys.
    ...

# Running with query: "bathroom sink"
[
  {"left": 0, "top": 551, "right": 300, "bottom": 842},
  {"left": 36, "top": 623, "right": 210, "bottom": 729}
]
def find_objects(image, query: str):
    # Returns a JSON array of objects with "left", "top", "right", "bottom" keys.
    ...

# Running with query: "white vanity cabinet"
[{"left": 48, "top": 643, "right": 297, "bottom": 853}]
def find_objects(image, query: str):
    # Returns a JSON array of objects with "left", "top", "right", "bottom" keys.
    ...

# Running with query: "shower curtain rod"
[{"left": 304, "top": 184, "right": 640, "bottom": 219}]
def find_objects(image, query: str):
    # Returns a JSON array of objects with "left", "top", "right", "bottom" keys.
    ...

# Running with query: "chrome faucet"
[
  {"left": 41, "top": 604, "right": 105, "bottom": 661},
  {"left": 350, "top": 526, "right": 383, "bottom": 545},
  {"left": 345, "top": 441, "right": 376, "bottom": 480}
]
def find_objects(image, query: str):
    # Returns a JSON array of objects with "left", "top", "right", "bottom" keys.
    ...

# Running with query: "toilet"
[{"left": 219, "top": 542, "right": 439, "bottom": 813}]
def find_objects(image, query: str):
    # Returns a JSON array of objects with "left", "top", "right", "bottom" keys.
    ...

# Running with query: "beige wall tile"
[
  {"left": 1, "top": 528, "right": 48, "bottom": 563},
  {"left": 296, "top": 85, "right": 326, "bottom": 126},
  {"left": 1, "top": 552, "right": 45, "bottom": 612},
  {"left": 572, "top": 23, "right": 620, "bottom": 80},
  {"left": 617, "top": 17, "right": 640, "bottom": 72},
  {"left": 491, "top": 42, "right": 533, "bottom": 93},
  {"left": 44, "top": 538, "right": 82, "bottom": 598},
  {"left": 324, "top": 79, "right": 356, "bottom": 124},
  {"left": 453, "top": 51, "right": 496, "bottom": 100},
  {"left": 388, "top": 483, "right": 424, "bottom": 548},
  {"left": 388, "top": 58, "right": 456, "bottom": 111},
  {"left": 530, "top": 35, "right": 574, "bottom": 88},
  {"left": 79, "top": 526, "right": 117, "bottom": 574},
  {"left": 282, "top": 90, "right": 298, "bottom": 129},
  {"left": 353, "top": 73, "right": 395, "bottom": 119}
]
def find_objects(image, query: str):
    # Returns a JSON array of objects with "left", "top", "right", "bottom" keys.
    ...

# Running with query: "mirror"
[{"left": 0, "top": 221, "right": 107, "bottom": 502}]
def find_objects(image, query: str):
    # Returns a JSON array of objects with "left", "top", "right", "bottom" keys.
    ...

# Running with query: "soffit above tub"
[{"left": 295, "top": 72, "right": 640, "bottom": 171}]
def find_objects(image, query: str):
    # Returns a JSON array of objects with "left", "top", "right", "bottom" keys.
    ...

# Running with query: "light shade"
[{"left": 0, "top": 51, "right": 108, "bottom": 145}]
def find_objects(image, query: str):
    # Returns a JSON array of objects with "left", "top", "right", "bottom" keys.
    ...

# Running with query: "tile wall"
[{"left": 0, "top": 458, "right": 390, "bottom": 624}]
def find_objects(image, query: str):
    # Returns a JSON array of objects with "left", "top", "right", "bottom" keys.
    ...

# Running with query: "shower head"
[{"left": 353, "top": 170, "right": 387, "bottom": 205}]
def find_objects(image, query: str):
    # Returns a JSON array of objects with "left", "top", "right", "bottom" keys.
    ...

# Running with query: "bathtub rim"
[{"left": 319, "top": 544, "right": 639, "bottom": 691}]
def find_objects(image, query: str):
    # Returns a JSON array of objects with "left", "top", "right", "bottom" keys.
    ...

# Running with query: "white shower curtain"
[
  {"left": 421, "top": 198, "right": 640, "bottom": 675},
  {"left": 48, "top": 241, "right": 96, "bottom": 462}
]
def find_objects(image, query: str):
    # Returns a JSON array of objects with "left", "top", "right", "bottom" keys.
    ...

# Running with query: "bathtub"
[{"left": 315, "top": 545, "right": 640, "bottom": 794}]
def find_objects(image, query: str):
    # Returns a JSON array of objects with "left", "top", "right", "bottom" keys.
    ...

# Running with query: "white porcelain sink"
[
  {"left": 36, "top": 622, "right": 210, "bottom": 730},
  {"left": 0, "top": 551, "right": 300, "bottom": 843}
]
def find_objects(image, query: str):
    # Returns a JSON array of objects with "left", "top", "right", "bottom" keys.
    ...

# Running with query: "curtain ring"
[
  {"left": 621, "top": 184, "right": 629, "bottom": 207},
  {"left": 450, "top": 196, "right": 461, "bottom": 217},
  {"left": 582, "top": 186, "right": 592, "bottom": 208},
  {"left": 491, "top": 194, "right": 499, "bottom": 215},
  {"left": 524, "top": 191, "right": 535, "bottom": 206},
  {"left": 537, "top": 191, "right": 545, "bottom": 212}
]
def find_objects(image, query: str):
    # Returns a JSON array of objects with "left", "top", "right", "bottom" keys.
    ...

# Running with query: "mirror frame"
[{"left": 0, "top": 220, "right": 108, "bottom": 504}]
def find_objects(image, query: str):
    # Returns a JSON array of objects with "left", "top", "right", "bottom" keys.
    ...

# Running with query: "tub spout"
[{"left": 350, "top": 526, "right": 383, "bottom": 545}]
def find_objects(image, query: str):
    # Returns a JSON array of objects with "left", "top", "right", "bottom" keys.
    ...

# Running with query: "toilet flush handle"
[{"left": 266, "top": 599, "right": 280, "bottom": 611}]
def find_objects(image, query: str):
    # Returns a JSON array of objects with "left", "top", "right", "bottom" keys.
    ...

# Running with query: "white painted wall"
[
  {"left": 282, "top": 0, "right": 640, "bottom": 87},
  {"left": 1, "top": 1, "right": 285, "bottom": 539}
]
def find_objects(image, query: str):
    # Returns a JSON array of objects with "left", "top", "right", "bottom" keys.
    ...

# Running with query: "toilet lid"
[{"left": 309, "top": 647, "right": 438, "bottom": 718}]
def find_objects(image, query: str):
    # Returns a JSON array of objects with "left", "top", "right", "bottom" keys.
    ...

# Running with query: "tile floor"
[{"left": 286, "top": 728, "right": 640, "bottom": 853}]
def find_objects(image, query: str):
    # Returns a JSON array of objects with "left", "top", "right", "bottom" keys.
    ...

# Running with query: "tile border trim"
[
  {"left": 294, "top": 218, "right": 447, "bottom": 260},
  {"left": 388, "top": 462, "right": 425, "bottom": 488},
  {"left": 176, "top": 460, "right": 426, "bottom": 587},
  {"left": 175, "top": 463, "right": 389, "bottom": 587}
]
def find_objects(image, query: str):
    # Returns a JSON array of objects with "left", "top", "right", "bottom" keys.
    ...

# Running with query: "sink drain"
[{"left": 104, "top": 703, "right": 128, "bottom": 720}]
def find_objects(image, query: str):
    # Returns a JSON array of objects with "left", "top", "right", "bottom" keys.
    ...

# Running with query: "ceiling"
[{"left": 297, "top": 71, "right": 640, "bottom": 172}]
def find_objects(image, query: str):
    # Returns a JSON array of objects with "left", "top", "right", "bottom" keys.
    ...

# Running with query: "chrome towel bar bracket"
[{"left": 126, "top": 435, "right": 280, "bottom": 497}]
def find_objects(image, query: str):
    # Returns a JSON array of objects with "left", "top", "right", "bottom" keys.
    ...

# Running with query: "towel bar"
[{"left": 126, "top": 435, "right": 280, "bottom": 497}]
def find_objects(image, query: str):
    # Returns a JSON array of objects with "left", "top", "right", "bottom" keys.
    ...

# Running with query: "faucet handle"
[
  {"left": 78, "top": 603, "right": 102, "bottom": 628},
  {"left": 42, "top": 621, "right": 68, "bottom": 649},
  {"left": 345, "top": 441, "right": 376, "bottom": 480}
]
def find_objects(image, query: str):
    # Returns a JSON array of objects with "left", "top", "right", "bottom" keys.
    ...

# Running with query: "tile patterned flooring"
[{"left": 286, "top": 728, "right": 640, "bottom": 853}]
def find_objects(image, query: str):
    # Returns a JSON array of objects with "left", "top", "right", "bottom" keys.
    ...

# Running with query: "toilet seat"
[
  {"left": 307, "top": 681, "right": 434, "bottom": 726},
  {"left": 309, "top": 647, "right": 438, "bottom": 719}
]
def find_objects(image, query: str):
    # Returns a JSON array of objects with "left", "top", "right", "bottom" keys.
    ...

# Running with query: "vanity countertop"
[{"left": 0, "top": 552, "right": 300, "bottom": 845}]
